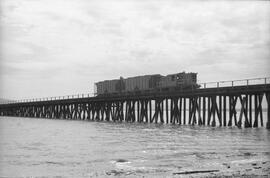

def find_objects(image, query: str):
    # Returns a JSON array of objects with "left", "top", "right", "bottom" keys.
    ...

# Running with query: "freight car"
[{"left": 95, "top": 72, "right": 199, "bottom": 96}]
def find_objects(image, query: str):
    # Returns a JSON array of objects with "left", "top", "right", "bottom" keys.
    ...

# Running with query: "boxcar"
[
  {"left": 125, "top": 74, "right": 161, "bottom": 92},
  {"left": 95, "top": 79, "right": 119, "bottom": 95}
]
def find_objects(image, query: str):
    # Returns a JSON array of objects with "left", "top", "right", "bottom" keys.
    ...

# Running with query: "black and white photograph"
[{"left": 0, "top": 0, "right": 270, "bottom": 177}]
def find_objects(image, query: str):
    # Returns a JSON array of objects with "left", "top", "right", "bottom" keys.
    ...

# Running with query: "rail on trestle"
[{"left": 0, "top": 84, "right": 270, "bottom": 129}]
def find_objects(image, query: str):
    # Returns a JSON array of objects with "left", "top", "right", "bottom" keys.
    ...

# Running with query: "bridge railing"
[
  {"left": 198, "top": 77, "right": 270, "bottom": 89},
  {"left": 1, "top": 77, "right": 270, "bottom": 105},
  {"left": 0, "top": 93, "right": 96, "bottom": 105}
]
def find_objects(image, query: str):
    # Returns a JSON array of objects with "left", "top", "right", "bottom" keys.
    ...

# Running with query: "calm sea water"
[{"left": 0, "top": 116, "right": 270, "bottom": 177}]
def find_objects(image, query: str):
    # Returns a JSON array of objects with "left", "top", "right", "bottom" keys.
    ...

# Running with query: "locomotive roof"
[
  {"left": 125, "top": 74, "right": 162, "bottom": 79},
  {"left": 166, "top": 72, "right": 197, "bottom": 76}
]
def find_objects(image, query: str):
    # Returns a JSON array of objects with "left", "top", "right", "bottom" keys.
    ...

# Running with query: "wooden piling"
[
  {"left": 179, "top": 97, "right": 182, "bottom": 125},
  {"left": 266, "top": 93, "right": 270, "bottom": 129},
  {"left": 223, "top": 95, "right": 226, "bottom": 126},
  {"left": 207, "top": 97, "right": 211, "bottom": 126},
  {"left": 203, "top": 97, "right": 206, "bottom": 125},
  {"left": 183, "top": 98, "right": 186, "bottom": 125},
  {"left": 254, "top": 94, "right": 258, "bottom": 127},
  {"left": 249, "top": 95, "right": 252, "bottom": 127},
  {"left": 166, "top": 98, "right": 169, "bottom": 124}
]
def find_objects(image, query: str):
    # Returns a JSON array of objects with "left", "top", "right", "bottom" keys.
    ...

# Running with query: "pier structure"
[{"left": 0, "top": 78, "right": 270, "bottom": 129}]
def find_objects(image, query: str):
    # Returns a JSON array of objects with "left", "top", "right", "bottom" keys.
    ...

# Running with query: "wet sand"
[{"left": 202, "top": 160, "right": 270, "bottom": 178}]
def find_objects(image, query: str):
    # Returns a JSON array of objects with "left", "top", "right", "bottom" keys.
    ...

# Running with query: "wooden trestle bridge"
[{"left": 0, "top": 78, "right": 270, "bottom": 129}]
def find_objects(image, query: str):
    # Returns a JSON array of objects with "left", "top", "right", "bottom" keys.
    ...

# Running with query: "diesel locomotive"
[{"left": 95, "top": 72, "right": 199, "bottom": 96}]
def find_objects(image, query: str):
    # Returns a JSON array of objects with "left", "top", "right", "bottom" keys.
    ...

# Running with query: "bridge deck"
[
  {"left": 1, "top": 83, "right": 270, "bottom": 129},
  {"left": 1, "top": 84, "right": 269, "bottom": 107}
]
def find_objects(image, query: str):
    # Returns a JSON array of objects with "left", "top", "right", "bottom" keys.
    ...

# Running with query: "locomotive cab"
[{"left": 159, "top": 72, "right": 199, "bottom": 91}]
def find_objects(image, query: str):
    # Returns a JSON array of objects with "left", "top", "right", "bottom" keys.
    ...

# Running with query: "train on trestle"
[{"left": 95, "top": 72, "right": 199, "bottom": 96}]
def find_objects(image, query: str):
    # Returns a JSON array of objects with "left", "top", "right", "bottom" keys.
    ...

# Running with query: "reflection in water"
[{"left": 0, "top": 116, "right": 269, "bottom": 177}]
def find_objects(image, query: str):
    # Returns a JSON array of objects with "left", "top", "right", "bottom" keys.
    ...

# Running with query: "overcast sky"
[{"left": 0, "top": 0, "right": 269, "bottom": 100}]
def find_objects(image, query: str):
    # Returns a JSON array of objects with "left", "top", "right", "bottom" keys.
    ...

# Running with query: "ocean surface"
[{"left": 0, "top": 116, "right": 270, "bottom": 177}]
